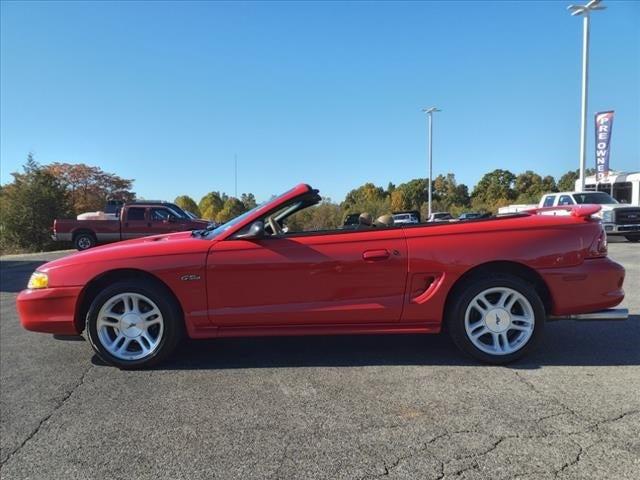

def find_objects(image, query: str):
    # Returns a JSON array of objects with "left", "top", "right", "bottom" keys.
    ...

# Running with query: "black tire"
[
  {"left": 447, "top": 274, "right": 545, "bottom": 364},
  {"left": 624, "top": 235, "right": 640, "bottom": 243},
  {"left": 85, "top": 280, "right": 183, "bottom": 369},
  {"left": 74, "top": 232, "right": 96, "bottom": 251}
]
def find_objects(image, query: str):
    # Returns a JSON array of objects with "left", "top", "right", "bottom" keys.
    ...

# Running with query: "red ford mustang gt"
[{"left": 17, "top": 184, "right": 627, "bottom": 368}]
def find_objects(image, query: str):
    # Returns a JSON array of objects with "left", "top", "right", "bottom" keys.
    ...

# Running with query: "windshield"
[
  {"left": 572, "top": 192, "right": 618, "bottom": 205},
  {"left": 204, "top": 204, "right": 264, "bottom": 238}
]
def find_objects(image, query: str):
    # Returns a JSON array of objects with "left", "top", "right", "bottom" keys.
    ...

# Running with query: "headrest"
[
  {"left": 374, "top": 214, "right": 394, "bottom": 227},
  {"left": 358, "top": 212, "right": 372, "bottom": 226}
]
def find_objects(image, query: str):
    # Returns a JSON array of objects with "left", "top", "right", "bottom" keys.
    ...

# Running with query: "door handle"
[{"left": 362, "top": 249, "right": 390, "bottom": 261}]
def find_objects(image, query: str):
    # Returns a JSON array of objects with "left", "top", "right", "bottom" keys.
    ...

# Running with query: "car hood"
[{"left": 40, "top": 231, "right": 212, "bottom": 273}]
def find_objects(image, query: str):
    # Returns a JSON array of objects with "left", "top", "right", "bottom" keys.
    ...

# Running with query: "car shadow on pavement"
[
  {"left": 0, "top": 260, "right": 48, "bottom": 293},
  {"left": 89, "top": 314, "right": 640, "bottom": 370}
]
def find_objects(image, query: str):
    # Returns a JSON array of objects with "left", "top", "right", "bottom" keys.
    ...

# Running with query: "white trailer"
[{"left": 577, "top": 171, "right": 640, "bottom": 206}]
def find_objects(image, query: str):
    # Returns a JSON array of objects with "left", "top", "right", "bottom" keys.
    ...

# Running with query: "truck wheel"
[
  {"left": 85, "top": 280, "right": 183, "bottom": 369},
  {"left": 624, "top": 235, "right": 639, "bottom": 243},
  {"left": 447, "top": 274, "right": 545, "bottom": 364},
  {"left": 74, "top": 232, "right": 96, "bottom": 250}
]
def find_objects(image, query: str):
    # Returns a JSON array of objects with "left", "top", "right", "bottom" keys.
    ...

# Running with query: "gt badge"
[{"left": 180, "top": 274, "right": 201, "bottom": 281}]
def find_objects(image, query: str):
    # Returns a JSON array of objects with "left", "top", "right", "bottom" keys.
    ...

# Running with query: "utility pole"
[
  {"left": 567, "top": 0, "right": 606, "bottom": 191},
  {"left": 422, "top": 107, "right": 441, "bottom": 219}
]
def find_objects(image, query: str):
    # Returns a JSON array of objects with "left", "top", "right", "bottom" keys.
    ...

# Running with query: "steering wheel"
[{"left": 268, "top": 217, "right": 283, "bottom": 236}]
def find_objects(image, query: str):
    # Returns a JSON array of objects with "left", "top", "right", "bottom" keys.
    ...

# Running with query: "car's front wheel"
[
  {"left": 624, "top": 235, "right": 639, "bottom": 243},
  {"left": 447, "top": 274, "right": 545, "bottom": 364},
  {"left": 85, "top": 280, "right": 183, "bottom": 369}
]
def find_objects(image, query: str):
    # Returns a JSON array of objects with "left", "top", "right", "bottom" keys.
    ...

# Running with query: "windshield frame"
[{"left": 196, "top": 184, "right": 314, "bottom": 240}]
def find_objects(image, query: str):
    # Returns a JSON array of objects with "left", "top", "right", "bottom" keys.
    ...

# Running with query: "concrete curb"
[{"left": 1, "top": 250, "right": 74, "bottom": 265}]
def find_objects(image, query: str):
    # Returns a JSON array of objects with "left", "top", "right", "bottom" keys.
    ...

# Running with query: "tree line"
[{"left": 0, "top": 154, "right": 589, "bottom": 253}]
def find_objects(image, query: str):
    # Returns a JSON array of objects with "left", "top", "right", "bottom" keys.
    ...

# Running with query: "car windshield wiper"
[{"left": 191, "top": 224, "right": 217, "bottom": 237}]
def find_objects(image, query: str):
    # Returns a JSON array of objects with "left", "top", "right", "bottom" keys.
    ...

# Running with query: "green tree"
[
  {"left": 215, "top": 197, "right": 246, "bottom": 223},
  {"left": 341, "top": 182, "right": 390, "bottom": 218},
  {"left": 514, "top": 170, "right": 545, "bottom": 203},
  {"left": 471, "top": 169, "right": 516, "bottom": 211},
  {"left": 241, "top": 193, "right": 257, "bottom": 210},
  {"left": 199, "top": 191, "right": 225, "bottom": 220},
  {"left": 392, "top": 179, "right": 428, "bottom": 210},
  {"left": 432, "top": 173, "right": 470, "bottom": 208},
  {"left": 286, "top": 198, "right": 342, "bottom": 232},
  {"left": 0, "top": 154, "right": 73, "bottom": 252},
  {"left": 174, "top": 195, "right": 201, "bottom": 217},
  {"left": 557, "top": 168, "right": 596, "bottom": 191},
  {"left": 541, "top": 175, "right": 557, "bottom": 194}
]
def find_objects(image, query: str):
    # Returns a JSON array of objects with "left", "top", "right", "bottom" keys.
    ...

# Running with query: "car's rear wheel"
[
  {"left": 74, "top": 232, "right": 96, "bottom": 251},
  {"left": 624, "top": 235, "right": 639, "bottom": 243},
  {"left": 447, "top": 275, "right": 545, "bottom": 364},
  {"left": 85, "top": 281, "right": 183, "bottom": 369}
]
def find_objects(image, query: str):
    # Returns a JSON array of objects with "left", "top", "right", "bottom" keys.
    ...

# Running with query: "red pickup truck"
[{"left": 53, "top": 201, "right": 209, "bottom": 250}]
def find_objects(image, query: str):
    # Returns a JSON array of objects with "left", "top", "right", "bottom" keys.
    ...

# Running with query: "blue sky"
[{"left": 1, "top": 0, "right": 638, "bottom": 203}]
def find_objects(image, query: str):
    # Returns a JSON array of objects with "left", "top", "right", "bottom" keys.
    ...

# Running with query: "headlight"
[
  {"left": 602, "top": 211, "right": 613, "bottom": 223},
  {"left": 27, "top": 272, "right": 48, "bottom": 289}
]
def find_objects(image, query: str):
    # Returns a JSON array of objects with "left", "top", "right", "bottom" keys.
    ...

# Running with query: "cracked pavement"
[{"left": 1, "top": 241, "right": 639, "bottom": 479}]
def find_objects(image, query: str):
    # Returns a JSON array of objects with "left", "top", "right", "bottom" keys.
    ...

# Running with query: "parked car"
[
  {"left": 392, "top": 212, "right": 420, "bottom": 224},
  {"left": 19, "top": 183, "right": 627, "bottom": 369},
  {"left": 427, "top": 212, "right": 453, "bottom": 222},
  {"left": 53, "top": 201, "right": 209, "bottom": 250},
  {"left": 539, "top": 191, "right": 640, "bottom": 242},
  {"left": 459, "top": 212, "right": 482, "bottom": 220}
]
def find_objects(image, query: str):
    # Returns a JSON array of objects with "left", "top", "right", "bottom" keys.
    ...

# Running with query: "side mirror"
[{"left": 235, "top": 221, "right": 265, "bottom": 240}]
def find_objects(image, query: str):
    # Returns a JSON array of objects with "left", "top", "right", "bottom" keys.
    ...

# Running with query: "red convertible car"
[{"left": 18, "top": 184, "right": 627, "bottom": 368}]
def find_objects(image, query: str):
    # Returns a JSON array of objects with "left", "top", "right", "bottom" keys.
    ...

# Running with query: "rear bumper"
[
  {"left": 540, "top": 257, "right": 625, "bottom": 316},
  {"left": 17, "top": 287, "right": 82, "bottom": 335}
]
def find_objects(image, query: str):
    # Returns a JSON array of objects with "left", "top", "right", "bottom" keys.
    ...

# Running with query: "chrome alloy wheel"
[
  {"left": 96, "top": 293, "right": 164, "bottom": 361},
  {"left": 464, "top": 287, "right": 535, "bottom": 356}
]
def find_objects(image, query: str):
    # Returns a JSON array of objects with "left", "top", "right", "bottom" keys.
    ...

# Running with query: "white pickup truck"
[{"left": 539, "top": 191, "right": 640, "bottom": 242}]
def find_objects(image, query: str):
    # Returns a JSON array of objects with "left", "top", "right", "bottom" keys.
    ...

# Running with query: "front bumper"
[
  {"left": 603, "top": 223, "right": 640, "bottom": 235},
  {"left": 17, "top": 287, "right": 83, "bottom": 335},
  {"left": 540, "top": 257, "right": 625, "bottom": 316}
]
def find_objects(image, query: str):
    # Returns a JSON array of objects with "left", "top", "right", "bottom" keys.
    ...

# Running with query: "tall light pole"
[
  {"left": 422, "top": 107, "right": 441, "bottom": 218},
  {"left": 568, "top": 0, "right": 606, "bottom": 192}
]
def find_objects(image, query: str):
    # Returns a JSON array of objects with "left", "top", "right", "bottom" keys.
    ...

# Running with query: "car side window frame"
[
  {"left": 126, "top": 207, "right": 147, "bottom": 222},
  {"left": 558, "top": 195, "right": 574, "bottom": 206},
  {"left": 150, "top": 207, "right": 175, "bottom": 222},
  {"left": 542, "top": 195, "right": 556, "bottom": 207}
]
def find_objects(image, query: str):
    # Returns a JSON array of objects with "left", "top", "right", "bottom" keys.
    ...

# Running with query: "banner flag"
[{"left": 595, "top": 111, "right": 614, "bottom": 181}]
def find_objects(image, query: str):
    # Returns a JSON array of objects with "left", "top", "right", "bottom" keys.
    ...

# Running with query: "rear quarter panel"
[{"left": 401, "top": 215, "right": 602, "bottom": 325}]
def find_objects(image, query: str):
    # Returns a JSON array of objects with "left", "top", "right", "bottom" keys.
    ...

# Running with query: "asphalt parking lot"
[{"left": 1, "top": 241, "right": 638, "bottom": 480}]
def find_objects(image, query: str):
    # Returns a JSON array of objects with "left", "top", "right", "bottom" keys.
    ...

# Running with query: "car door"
[
  {"left": 121, "top": 207, "right": 150, "bottom": 239},
  {"left": 207, "top": 228, "right": 409, "bottom": 326}
]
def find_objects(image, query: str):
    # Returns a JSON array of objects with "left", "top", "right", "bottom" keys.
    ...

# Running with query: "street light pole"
[
  {"left": 568, "top": 0, "right": 606, "bottom": 192},
  {"left": 422, "top": 107, "right": 441, "bottom": 219}
]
